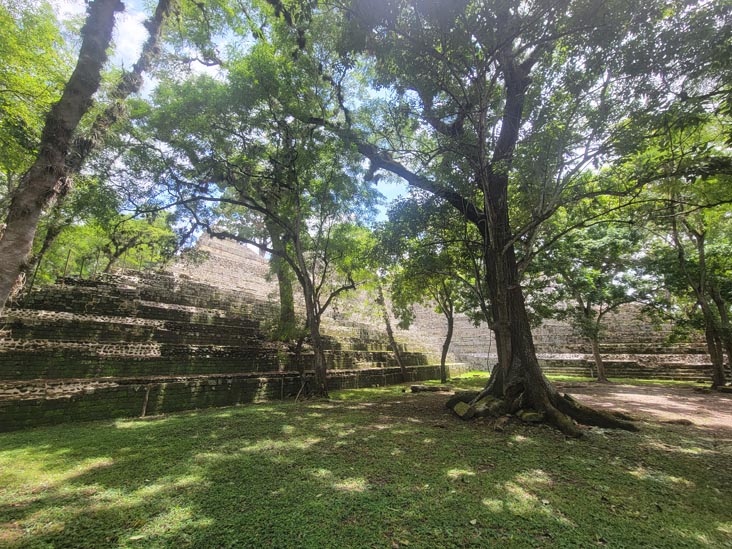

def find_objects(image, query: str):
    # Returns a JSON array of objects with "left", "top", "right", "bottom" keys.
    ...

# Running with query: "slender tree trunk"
[
  {"left": 700, "top": 300, "right": 727, "bottom": 388},
  {"left": 590, "top": 336, "right": 609, "bottom": 383},
  {"left": 710, "top": 286, "right": 732, "bottom": 378},
  {"left": 671, "top": 217, "right": 728, "bottom": 388},
  {"left": 266, "top": 220, "right": 297, "bottom": 339},
  {"left": 0, "top": 0, "right": 123, "bottom": 312},
  {"left": 440, "top": 312, "right": 453, "bottom": 384},
  {"left": 377, "top": 283, "right": 406, "bottom": 381},
  {"left": 308, "top": 314, "right": 329, "bottom": 398}
]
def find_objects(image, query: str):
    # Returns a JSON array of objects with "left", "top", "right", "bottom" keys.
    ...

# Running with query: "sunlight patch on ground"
[
  {"left": 238, "top": 437, "right": 322, "bottom": 453},
  {"left": 447, "top": 468, "right": 476, "bottom": 480},
  {"left": 310, "top": 468, "right": 333, "bottom": 480},
  {"left": 497, "top": 480, "right": 575, "bottom": 527},
  {"left": 644, "top": 440, "right": 715, "bottom": 456},
  {"left": 509, "top": 434, "right": 535, "bottom": 444},
  {"left": 332, "top": 478, "right": 369, "bottom": 493},
  {"left": 629, "top": 467, "right": 694, "bottom": 487},
  {"left": 514, "top": 469, "right": 554, "bottom": 488},
  {"left": 115, "top": 417, "right": 171, "bottom": 429},
  {"left": 127, "top": 506, "right": 206, "bottom": 543},
  {"left": 134, "top": 475, "right": 204, "bottom": 498}
]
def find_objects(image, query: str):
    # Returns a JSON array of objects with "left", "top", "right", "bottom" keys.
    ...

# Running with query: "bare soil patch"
[
  {"left": 556, "top": 382, "right": 732, "bottom": 433},
  {"left": 370, "top": 382, "right": 732, "bottom": 436}
]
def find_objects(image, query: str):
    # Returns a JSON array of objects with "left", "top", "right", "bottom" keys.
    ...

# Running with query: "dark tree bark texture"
[{"left": 0, "top": 0, "right": 124, "bottom": 311}]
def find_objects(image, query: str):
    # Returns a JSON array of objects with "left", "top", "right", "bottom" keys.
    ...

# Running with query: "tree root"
[
  {"left": 553, "top": 393, "right": 639, "bottom": 432},
  {"left": 446, "top": 388, "right": 639, "bottom": 437}
]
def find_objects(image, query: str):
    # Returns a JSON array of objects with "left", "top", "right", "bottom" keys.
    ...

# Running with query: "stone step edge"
[
  {"left": 0, "top": 364, "right": 448, "bottom": 401},
  {"left": 2, "top": 309, "right": 261, "bottom": 330}
]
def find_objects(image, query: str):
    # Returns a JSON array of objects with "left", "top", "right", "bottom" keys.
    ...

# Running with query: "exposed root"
[
  {"left": 543, "top": 402, "right": 583, "bottom": 438},
  {"left": 446, "top": 386, "right": 639, "bottom": 436},
  {"left": 553, "top": 393, "right": 639, "bottom": 432}
]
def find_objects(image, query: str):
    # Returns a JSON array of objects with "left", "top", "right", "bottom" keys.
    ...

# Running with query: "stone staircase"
[
  {"left": 0, "top": 271, "right": 446, "bottom": 431},
  {"left": 539, "top": 356, "right": 730, "bottom": 382}
]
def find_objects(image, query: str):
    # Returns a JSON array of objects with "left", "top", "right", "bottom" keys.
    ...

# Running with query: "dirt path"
[
  {"left": 388, "top": 383, "right": 732, "bottom": 435},
  {"left": 556, "top": 382, "right": 732, "bottom": 433}
]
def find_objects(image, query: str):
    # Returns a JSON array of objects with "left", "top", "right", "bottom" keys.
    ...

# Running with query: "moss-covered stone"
[
  {"left": 452, "top": 401, "right": 475, "bottom": 419},
  {"left": 516, "top": 409, "right": 545, "bottom": 423}
]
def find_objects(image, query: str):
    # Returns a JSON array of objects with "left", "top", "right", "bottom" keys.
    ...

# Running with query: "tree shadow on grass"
[{"left": 1, "top": 395, "right": 731, "bottom": 548}]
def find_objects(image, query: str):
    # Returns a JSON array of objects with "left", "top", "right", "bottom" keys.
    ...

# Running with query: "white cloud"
[
  {"left": 51, "top": 0, "right": 149, "bottom": 68},
  {"left": 112, "top": 7, "right": 148, "bottom": 67}
]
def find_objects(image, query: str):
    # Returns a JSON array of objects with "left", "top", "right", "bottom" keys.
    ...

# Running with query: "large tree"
[{"left": 300, "top": 0, "right": 731, "bottom": 434}]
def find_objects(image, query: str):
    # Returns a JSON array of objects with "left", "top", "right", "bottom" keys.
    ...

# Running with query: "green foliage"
[
  {"left": 32, "top": 212, "right": 177, "bottom": 285},
  {"left": 0, "top": 0, "right": 71, "bottom": 203},
  {"left": 533, "top": 222, "right": 644, "bottom": 340},
  {"left": 378, "top": 195, "right": 486, "bottom": 328}
]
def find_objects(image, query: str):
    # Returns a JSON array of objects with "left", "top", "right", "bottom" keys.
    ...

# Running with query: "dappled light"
[
  {"left": 2, "top": 0, "right": 732, "bottom": 545},
  {"left": 2, "top": 384, "right": 731, "bottom": 547},
  {"left": 629, "top": 467, "right": 694, "bottom": 488}
]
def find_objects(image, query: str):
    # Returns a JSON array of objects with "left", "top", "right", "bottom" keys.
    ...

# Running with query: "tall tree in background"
[
  {"left": 126, "top": 33, "right": 377, "bottom": 396},
  {"left": 380, "top": 196, "right": 486, "bottom": 383},
  {"left": 535, "top": 223, "right": 644, "bottom": 382},
  {"left": 0, "top": 0, "right": 174, "bottom": 311}
]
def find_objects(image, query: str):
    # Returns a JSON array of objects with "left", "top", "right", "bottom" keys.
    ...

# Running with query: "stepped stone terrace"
[{"left": 0, "top": 236, "right": 722, "bottom": 431}]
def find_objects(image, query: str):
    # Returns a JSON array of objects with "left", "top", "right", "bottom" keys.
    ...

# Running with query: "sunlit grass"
[
  {"left": 1, "top": 383, "right": 730, "bottom": 548},
  {"left": 433, "top": 370, "right": 712, "bottom": 389}
]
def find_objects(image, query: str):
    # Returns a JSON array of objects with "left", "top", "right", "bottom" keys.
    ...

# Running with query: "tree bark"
[
  {"left": 308, "top": 315, "right": 329, "bottom": 398},
  {"left": 440, "top": 312, "right": 453, "bottom": 384},
  {"left": 453, "top": 56, "right": 638, "bottom": 436},
  {"left": 377, "top": 283, "right": 406, "bottom": 381},
  {"left": 590, "top": 336, "right": 609, "bottom": 383},
  {"left": 266, "top": 220, "right": 298, "bottom": 340},
  {"left": 670, "top": 216, "right": 727, "bottom": 388},
  {"left": 0, "top": 0, "right": 124, "bottom": 312},
  {"left": 700, "top": 300, "right": 727, "bottom": 388},
  {"left": 710, "top": 285, "right": 732, "bottom": 379}
]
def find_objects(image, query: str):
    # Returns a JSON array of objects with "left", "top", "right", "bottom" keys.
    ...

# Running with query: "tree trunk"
[
  {"left": 377, "top": 283, "right": 406, "bottom": 381},
  {"left": 458, "top": 165, "right": 636, "bottom": 435},
  {"left": 590, "top": 336, "right": 609, "bottom": 383},
  {"left": 308, "top": 315, "right": 329, "bottom": 398},
  {"left": 700, "top": 300, "right": 727, "bottom": 388},
  {"left": 710, "top": 286, "right": 732, "bottom": 379},
  {"left": 440, "top": 312, "right": 453, "bottom": 384},
  {"left": 266, "top": 220, "right": 297, "bottom": 340},
  {"left": 0, "top": 0, "right": 124, "bottom": 312},
  {"left": 19, "top": 195, "right": 73, "bottom": 293}
]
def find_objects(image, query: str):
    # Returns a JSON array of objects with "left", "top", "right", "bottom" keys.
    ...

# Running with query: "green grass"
[
  {"left": 1, "top": 383, "right": 731, "bottom": 548},
  {"left": 437, "top": 370, "right": 711, "bottom": 389}
]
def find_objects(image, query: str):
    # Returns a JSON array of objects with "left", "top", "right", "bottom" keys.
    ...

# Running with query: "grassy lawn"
[
  {"left": 1, "top": 377, "right": 731, "bottom": 548},
  {"left": 437, "top": 371, "right": 711, "bottom": 389}
]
